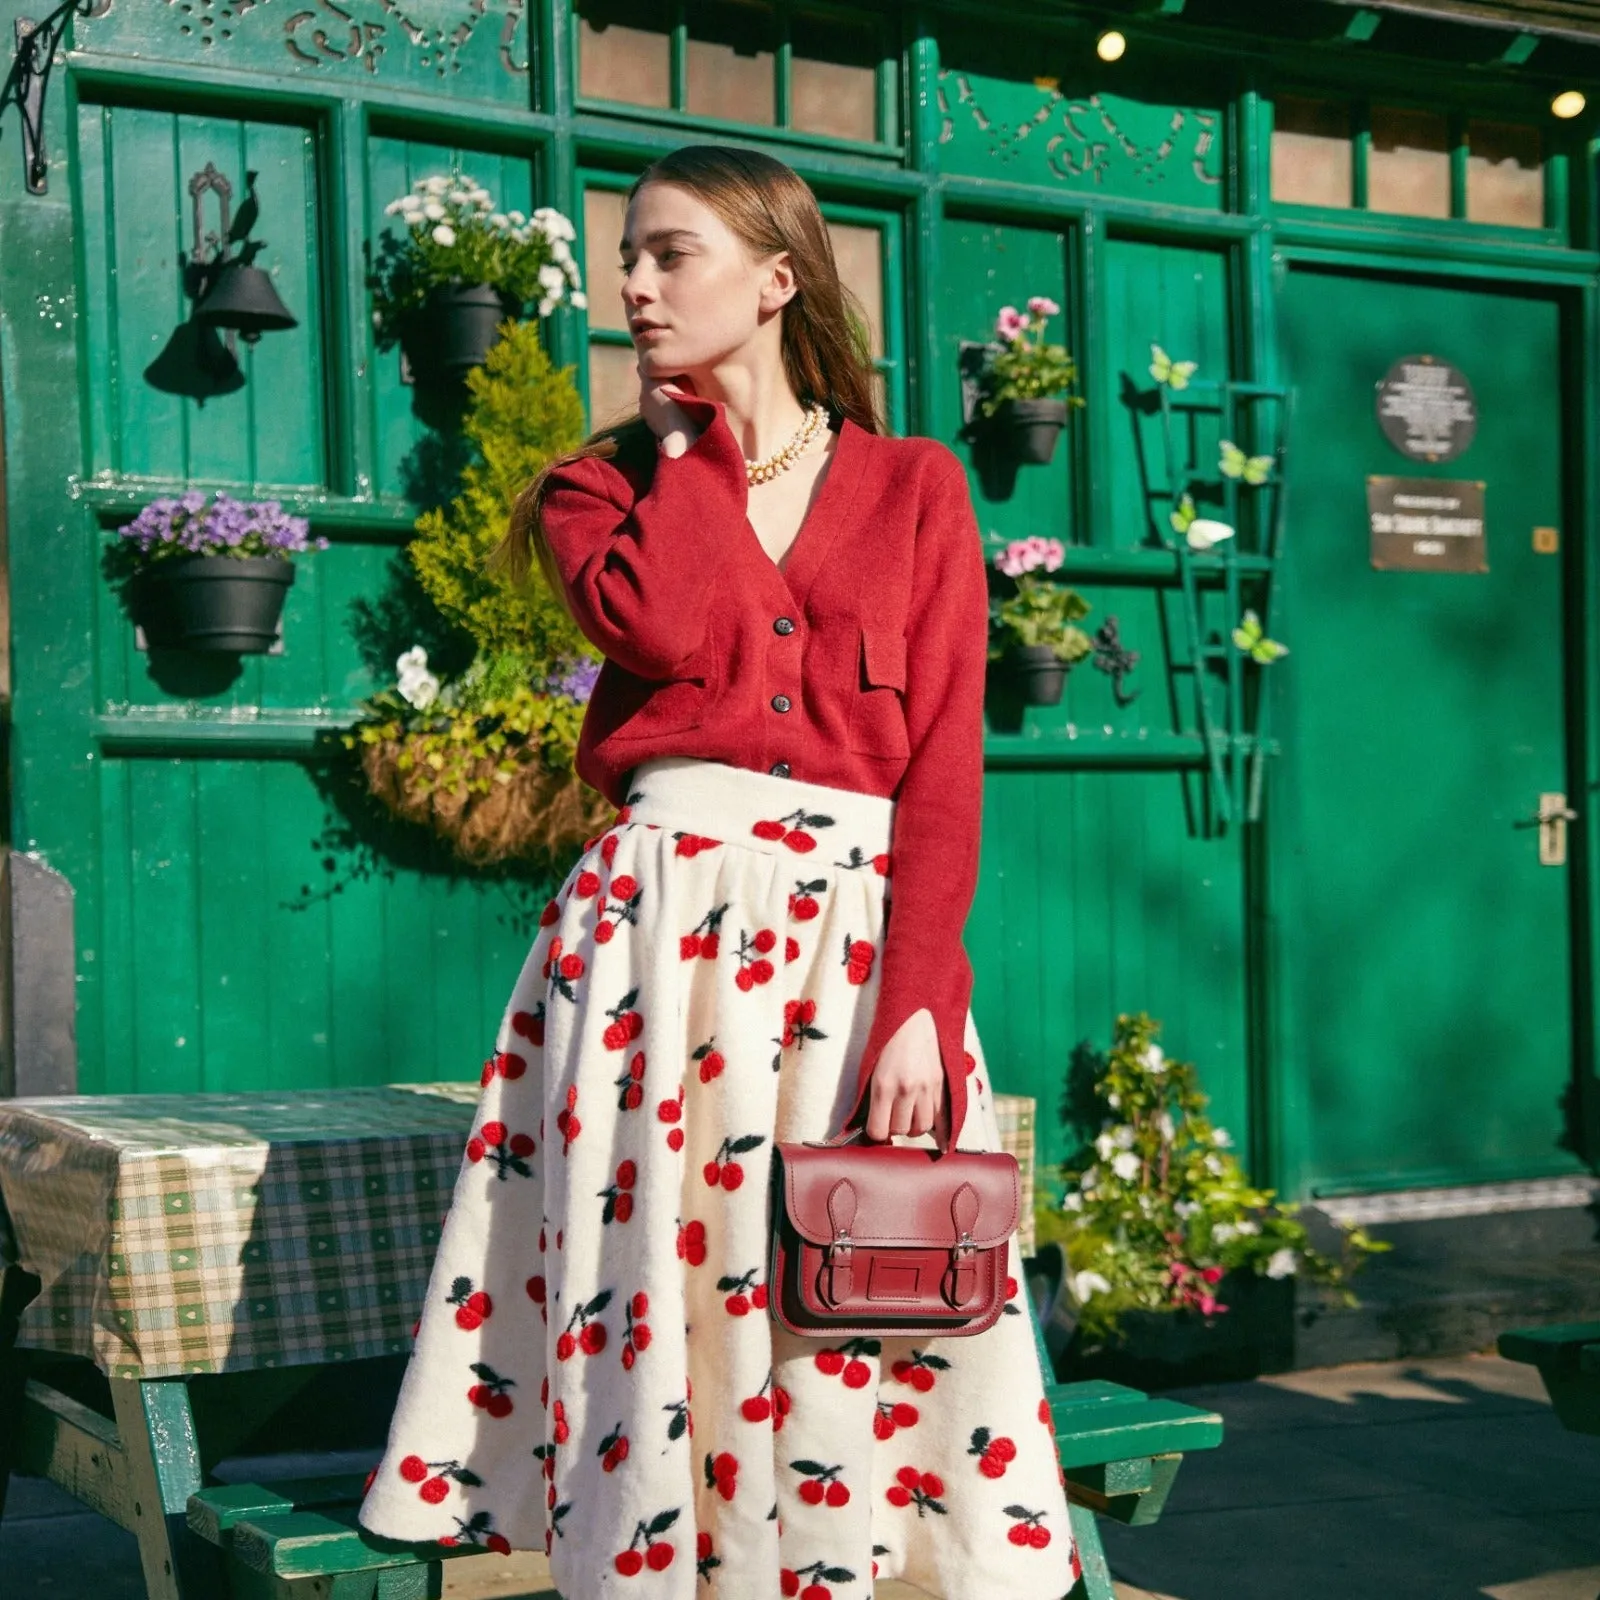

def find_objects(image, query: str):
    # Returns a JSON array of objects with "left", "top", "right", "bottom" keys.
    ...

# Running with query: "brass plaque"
[
  {"left": 1533, "top": 526, "right": 1560, "bottom": 554},
  {"left": 1368, "top": 477, "right": 1487, "bottom": 573}
]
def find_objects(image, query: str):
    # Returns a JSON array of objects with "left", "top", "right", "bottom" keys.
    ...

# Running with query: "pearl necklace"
[{"left": 745, "top": 402, "right": 829, "bottom": 485}]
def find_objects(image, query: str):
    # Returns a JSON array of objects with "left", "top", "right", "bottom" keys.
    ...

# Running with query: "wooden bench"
[
  {"left": 170, "top": 1299, "right": 1223, "bottom": 1600},
  {"left": 1497, "top": 1321, "right": 1600, "bottom": 1437}
]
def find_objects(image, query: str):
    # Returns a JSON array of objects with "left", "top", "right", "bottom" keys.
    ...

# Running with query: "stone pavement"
[{"left": 3, "top": 1353, "right": 1598, "bottom": 1598}]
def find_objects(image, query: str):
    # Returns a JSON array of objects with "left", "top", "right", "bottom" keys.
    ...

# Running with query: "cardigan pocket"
[
  {"left": 846, "top": 622, "right": 910, "bottom": 758},
  {"left": 591, "top": 629, "right": 715, "bottom": 742}
]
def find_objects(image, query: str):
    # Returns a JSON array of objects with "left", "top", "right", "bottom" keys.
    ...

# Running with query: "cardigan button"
[
  {"left": 773, "top": 616, "right": 795, "bottom": 635},
  {"left": 770, "top": 761, "right": 791, "bottom": 777},
  {"left": 771, "top": 694, "right": 792, "bottom": 713}
]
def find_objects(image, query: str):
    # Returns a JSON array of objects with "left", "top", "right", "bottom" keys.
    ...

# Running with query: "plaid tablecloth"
[
  {"left": 0, "top": 1084, "right": 480, "bottom": 1379},
  {"left": 0, "top": 1082, "right": 1038, "bottom": 1380}
]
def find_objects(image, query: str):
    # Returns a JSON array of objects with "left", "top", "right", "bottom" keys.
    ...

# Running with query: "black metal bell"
[{"left": 194, "top": 261, "right": 298, "bottom": 343}]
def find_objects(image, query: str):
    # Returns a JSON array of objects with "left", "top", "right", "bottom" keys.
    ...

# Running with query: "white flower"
[
  {"left": 569, "top": 290, "right": 587, "bottom": 310},
  {"left": 488, "top": 213, "right": 509, "bottom": 229},
  {"left": 384, "top": 197, "right": 405, "bottom": 216},
  {"left": 1106, "top": 1092, "right": 1121, "bottom": 1109},
  {"left": 422, "top": 175, "right": 450, "bottom": 195},
  {"left": 1213, "top": 1223, "right": 1238, "bottom": 1243},
  {"left": 538, "top": 262, "right": 566, "bottom": 292},
  {"left": 447, "top": 188, "right": 470, "bottom": 206},
  {"left": 1113, "top": 1124, "right": 1136, "bottom": 1150},
  {"left": 506, "top": 209, "right": 526, "bottom": 225},
  {"left": 1213, "top": 1126, "right": 1233, "bottom": 1148},
  {"left": 1204, "top": 1152, "right": 1225, "bottom": 1175},
  {"left": 423, "top": 199, "right": 446, "bottom": 221},
  {"left": 1174, "top": 1199, "right": 1199, "bottom": 1219},
  {"left": 402, "top": 671, "right": 440, "bottom": 710},
  {"left": 1142, "top": 1044, "right": 1166, "bottom": 1075},
  {"left": 1069, "top": 1270, "right": 1111, "bottom": 1304},
  {"left": 1235, "top": 1219, "right": 1260, "bottom": 1236},
  {"left": 1094, "top": 1132, "right": 1115, "bottom": 1161},
  {"left": 1060, "top": 1192, "right": 1083, "bottom": 1212},
  {"left": 1156, "top": 1110, "right": 1175, "bottom": 1141},
  {"left": 1111, "top": 1151, "right": 1141, "bottom": 1182},
  {"left": 537, "top": 297, "right": 555, "bottom": 317},
  {"left": 1079, "top": 1165, "right": 1099, "bottom": 1191},
  {"left": 396, "top": 645, "right": 430, "bottom": 676},
  {"left": 1265, "top": 1247, "right": 1298, "bottom": 1279},
  {"left": 431, "top": 224, "right": 457, "bottom": 248},
  {"left": 550, "top": 237, "right": 573, "bottom": 264}
]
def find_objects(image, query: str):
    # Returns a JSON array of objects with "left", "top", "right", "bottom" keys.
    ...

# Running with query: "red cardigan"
[{"left": 539, "top": 391, "right": 988, "bottom": 1143}]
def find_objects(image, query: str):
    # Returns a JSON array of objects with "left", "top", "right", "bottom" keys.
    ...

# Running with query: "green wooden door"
[{"left": 1275, "top": 266, "right": 1581, "bottom": 1195}]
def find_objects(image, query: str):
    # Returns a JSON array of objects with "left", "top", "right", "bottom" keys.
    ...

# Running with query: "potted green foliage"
[
  {"left": 108, "top": 490, "right": 327, "bottom": 653},
  {"left": 976, "top": 296, "right": 1085, "bottom": 465},
  {"left": 987, "top": 535, "right": 1093, "bottom": 705},
  {"left": 1034, "top": 1013, "right": 1387, "bottom": 1386},
  {"left": 371, "top": 172, "right": 586, "bottom": 385},
  {"left": 341, "top": 318, "right": 617, "bottom": 866}
]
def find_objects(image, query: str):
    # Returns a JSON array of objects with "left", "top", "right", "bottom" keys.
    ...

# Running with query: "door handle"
[{"left": 1513, "top": 792, "right": 1577, "bottom": 865}]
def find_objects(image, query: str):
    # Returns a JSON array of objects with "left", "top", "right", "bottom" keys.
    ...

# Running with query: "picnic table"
[
  {"left": 0, "top": 1085, "right": 1222, "bottom": 1599},
  {"left": 1498, "top": 1322, "right": 1600, "bottom": 1437}
]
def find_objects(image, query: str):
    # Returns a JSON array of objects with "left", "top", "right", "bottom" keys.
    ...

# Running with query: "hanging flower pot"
[
  {"left": 369, "top": 170, "right": 585, "bottom": 389},
  {"left": 133, "top": 554, "right": 296, "bottom": 653},
  {"left": 1001, "top": 641, "right": 1071, "bottom": 705},
  {"left": 990, "top": 397, "right": 1070, "bottom": 465},
  {"left": 107, "top": 489, "right": 326, "bottom": 655},
  {"left": 400, "top": 283, "right": 526, "bottom": 386},
  {"left": 973, "top": 296, "right": 1084, "bottom": 468}
]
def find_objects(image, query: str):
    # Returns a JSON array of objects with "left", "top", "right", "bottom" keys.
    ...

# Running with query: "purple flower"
[
  {"left": 543, "top": 655, "right": 601, "bottom": 703},
  {"left": 115, "top": 490, "right": 325, "bottom": 563}
]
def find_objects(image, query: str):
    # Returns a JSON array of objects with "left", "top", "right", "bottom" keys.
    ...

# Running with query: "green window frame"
[{"left": 571, "top": 1, "right": 903, "bottom": 157}]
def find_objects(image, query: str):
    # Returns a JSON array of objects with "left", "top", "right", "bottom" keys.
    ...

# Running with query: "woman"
[{"left": 359, "top": 143, "right": 1080, "bottom": 1600}]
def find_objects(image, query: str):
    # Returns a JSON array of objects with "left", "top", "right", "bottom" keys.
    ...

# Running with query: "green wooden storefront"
[{"left": 2, "top": 0, "right": 1598, "bottom": 1205}]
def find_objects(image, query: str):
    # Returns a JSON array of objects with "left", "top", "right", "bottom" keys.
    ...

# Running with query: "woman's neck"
[{"left": 692, "top": 365, "right": 810, "bottom": 461}]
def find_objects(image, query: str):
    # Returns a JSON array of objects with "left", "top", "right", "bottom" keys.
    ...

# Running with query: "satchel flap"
[{"left": 780, "top": 1144, "right": 1018, "bottom": 1248}]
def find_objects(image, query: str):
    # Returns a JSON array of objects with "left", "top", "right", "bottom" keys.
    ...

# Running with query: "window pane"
[
  {"left": 583, "top": 188, "right": 631, "bottom": 334},
  {"left": 1271, "top": 95, "right": 1352, "bottom": 208},
  {"left": 790, "top": 12, "right": 878, "bottom": 144},
  {"left": 588, "top": 342, "right": 641, "bottom": 432},
  {"left": 577, "top": 0, "right": 670, "bottom": 109},
  {"left": 1368, "top": 106, "right": 1450, "bottom": 219},
  {"left": 686, "top": 2, "right": 776, "bottom": 126},
  {"left": 827, "top": 221, "right": 883, "bottom": 360},
  {"left": 1467, "top": 119, "right": 1544, "bottom": 228}
]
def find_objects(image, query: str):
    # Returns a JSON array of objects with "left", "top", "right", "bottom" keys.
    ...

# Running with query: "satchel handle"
[
  {"left": 834, "top": 1026, "right": 968, "bottom": 1155},
  {"left": 808, "top": 1096, "right": 960, "bottom": 1157}
]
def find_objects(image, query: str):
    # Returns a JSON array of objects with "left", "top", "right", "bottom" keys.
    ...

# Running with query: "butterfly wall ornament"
[
  {"left": 1169, "top": 493, "right": 1236, "bottom": 551},
  {"left": 1149, "top": 343, "right": 1198, "bottom": 390},
  {"left": 1219, "top": 439, "right": 1274, "bottom": 485},
  {"left": 1232, "top": 609, "right": 1288, "bottom": 665}
]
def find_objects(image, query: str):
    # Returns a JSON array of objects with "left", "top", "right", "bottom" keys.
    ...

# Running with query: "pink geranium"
[
  {"left": 992, "top": 534, "right": 1066, "bottom": 578},
  {"left": 1027, "top": 295, "right": 1060, "bottom": 318},
  {"left": 995, "top": 305, "right": 1028, "bottom": 342}
]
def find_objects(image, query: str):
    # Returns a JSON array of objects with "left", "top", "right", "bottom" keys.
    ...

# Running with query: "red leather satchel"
[{"left": 767, "top": 1042, "right": 1020, "bottom": 1338}]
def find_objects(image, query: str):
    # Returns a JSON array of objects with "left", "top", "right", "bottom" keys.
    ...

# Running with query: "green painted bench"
[
  {"left": 1497, "top": 1321, "right": 1600, "bottom": 1437},
  {"left": 163, "top": 1300, "right": 1222, "bottom": 1600}
]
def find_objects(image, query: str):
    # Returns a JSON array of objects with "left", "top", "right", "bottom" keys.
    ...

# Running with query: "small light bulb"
[
  {"left": 1097, "top": 30, "right": 1127, "bottom": 62},
  {"left": 1552, "top": 89, "right": 1586, "bottom": 119}
]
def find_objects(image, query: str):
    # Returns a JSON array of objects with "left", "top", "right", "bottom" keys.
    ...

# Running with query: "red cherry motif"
[
  {"left": 885, "top": 1466, "right": 947, "bottom": 1517},
  {"left": 843, "top": 935, "right": 875, "bottom": 985},
  {"left": 788, "top": 879, "right": 825, "bottom": 921},
  {"left": 874, "top": 1398, "right": 920, "bottom": 1439},
  {"left": 614, "top": 1049, "right": 647, "bottom": 1111},
  {"left": 968, "top": 1426, "right": 1017, "bottom": 1477},
  {"left": 599, "top": 1422, "right": 631, "bottom": 1472},
  {"left": 601, "top": 988, "right": 646, "bottom": 1051},
  {"left": 539, "top": 898, "right": 561, "bottom": 927},
  {"left": 574, "top": 870, "right": 601, "bottom": 898},
  {"left": 1004, "top": 1505, "right": 1053, "bottom": 1547},
  {"left": 674, "top": 832, "right": 721, "bottom": 857},
  {"left": 695, "top": 1041, "right": 726, "bottom": 1082},
  {"left": 600, "top": 1159, "right": 638, "bottom": 1225},
  {"left": 705, "top": 1450, "right": 739, "bottom": 1501},
  {"left": 466, "top": 1361, "right": 515, "bottom": 1418},
  {"left": 677, "top": 1219, "right": 707, "bottom": 1266},
  {"left": 447, "top": 1279, "right": 493, "bottom": 1331},
  {"left": 717, "top": 1267, "right": 763, "bottom": 1316},
  {"left": 789, "top": 1457, "right": 851, "bottom": 1507},
  {"left": 399, "top": 1455, "right": 427, "bottom": 1482},
  {"left": 554, "top": 1083, "right": 581, "bottom": 1155},
  {"left": 602, "top": 831, "right": 620, "bottom": 865},
  {"left": 466, "top": 1122, "right": 536, "bottom": 1179},
  {"left": 621, "top": 1290, "right": 651, "bottom": 1369},
  {"left": 785, "top": 936, "right": 801, "bottom": 964},
  {"left": 781, "top": 998, "right": 820, "bottom": 1049},
  {"left": 813, "top": 1337, "right": 879, "bottom": 1384},
  {"left": 557, "top": 1288, "right": 611, "bottom": 1360},
  {"left": 890, "top": 1349, "right": 950, "bottom": 1392},
  {"left": 873, "top": 851, "right": 891, "bottom": 876},
  {"left": 703, "top": 1131, "right": 764, "bottom": 1189},
  {"left": 614, "top": 1509, "right": 682, "bottom": 1574}
]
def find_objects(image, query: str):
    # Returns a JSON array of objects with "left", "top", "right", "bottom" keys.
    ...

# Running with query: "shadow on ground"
[{"left": 1103, "top": 1353, "right": 1600, "bottom": 1600}]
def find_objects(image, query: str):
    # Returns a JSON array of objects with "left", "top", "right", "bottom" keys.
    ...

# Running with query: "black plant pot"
[
  {"left": 132, "top": 555, "right": 295, "bottom": 654},
  {"left": 401, "top": 283, "right": 525, "bottom": 385},
  {"left": 991, "top": 398, "right": 1069, "bottom": 465},
  {"left": 1060, "top": 1270, "right": 1297, "bottom": 1391},
  {"left": 1001, "top": 643, "right": 1069, "bottom": 706}
]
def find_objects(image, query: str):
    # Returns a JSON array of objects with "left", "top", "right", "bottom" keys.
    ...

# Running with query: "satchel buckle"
[{"left": 822, "top": 1229, "right": 854, "bottom": 1307}]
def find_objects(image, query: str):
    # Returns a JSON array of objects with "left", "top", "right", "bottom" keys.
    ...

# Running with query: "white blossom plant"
[
  {"left": 370, "top": 171, "right": 586, "bottom": 337},
  {"left": 1034, "top": 1011, "right": 1388, "bottom": 1343}
]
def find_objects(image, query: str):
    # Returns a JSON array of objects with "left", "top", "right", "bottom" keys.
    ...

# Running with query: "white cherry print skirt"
[{"left": 358, "top": 755, "right": 1081, "bottom": 1600}]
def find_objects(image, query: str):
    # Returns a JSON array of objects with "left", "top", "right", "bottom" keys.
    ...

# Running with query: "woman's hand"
[
  {"left": 864, "top": 1007, "right": 947, "bottom": 1141},
  {"left": 639, "top": 365, "right": 701, "bottom": 458}
]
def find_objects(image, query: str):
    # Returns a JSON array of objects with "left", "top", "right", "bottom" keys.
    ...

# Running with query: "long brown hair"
[{"left": 490, "top": 144, "right": 882, "bottom": 600}]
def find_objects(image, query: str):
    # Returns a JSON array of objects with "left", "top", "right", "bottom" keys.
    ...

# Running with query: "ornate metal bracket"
[
  {"left": 1090, "top": 615, "right": 1141, "bottom": 707},
  {"left": 5, "top": 0, "right": 105, "bottom": 195}
]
